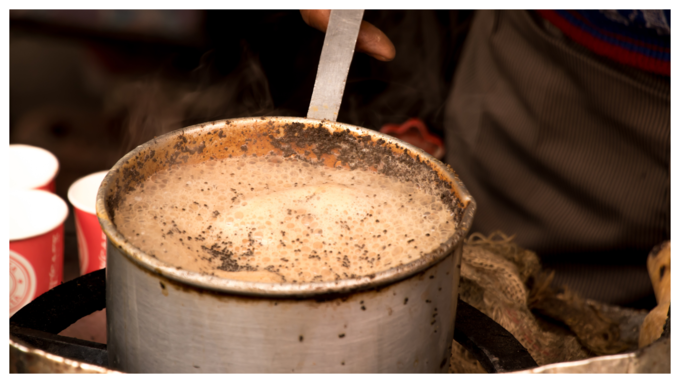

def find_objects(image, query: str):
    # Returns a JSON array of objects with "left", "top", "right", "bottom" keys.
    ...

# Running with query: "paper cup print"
[
  {"left": 9, "top": 144, "right": 60, "bottom": 193},
  {"left": 68, "top": 171, "right": 108, "bottom": 275},
  {"left": 10, "top": 190, "right": 68, "bottom": 316}
]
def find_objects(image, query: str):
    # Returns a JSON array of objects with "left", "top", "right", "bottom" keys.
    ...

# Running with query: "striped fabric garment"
[
  {"left": 537, "top": 10, "right": 670, "bottom": 75},
  {"left": 444, "top": 11, "right": 669, "bottom": 306}
]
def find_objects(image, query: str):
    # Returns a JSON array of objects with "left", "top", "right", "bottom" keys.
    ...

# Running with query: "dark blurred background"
[{"left": 10, "top": 10, "right": 473, "bottom": 282}]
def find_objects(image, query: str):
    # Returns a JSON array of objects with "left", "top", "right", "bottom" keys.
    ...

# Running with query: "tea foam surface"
[{"left": 114, "top": 156, "right": 456, "bottom": 283}]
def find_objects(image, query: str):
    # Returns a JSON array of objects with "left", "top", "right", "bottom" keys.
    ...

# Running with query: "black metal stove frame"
[{"left": 10, "top": 268, "right": 537, "bottom": 373}]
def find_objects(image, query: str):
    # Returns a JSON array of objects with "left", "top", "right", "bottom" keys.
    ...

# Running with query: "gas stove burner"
[{"left": 10, "top": 268, "right": 537, "bottom": 373}]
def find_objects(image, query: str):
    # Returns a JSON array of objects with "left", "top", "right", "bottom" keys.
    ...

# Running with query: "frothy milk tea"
[{"left": 114, "top": 155, "right": 456, "bottom": 283}]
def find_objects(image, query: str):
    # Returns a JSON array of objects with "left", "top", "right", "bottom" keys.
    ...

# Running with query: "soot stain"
[{"left": 269, "top": 122, "right": 463, "bottom": 225}]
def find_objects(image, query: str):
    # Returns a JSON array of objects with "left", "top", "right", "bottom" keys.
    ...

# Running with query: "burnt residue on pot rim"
[{"left": 96, "top": 117, "right": 476, "bottom": 298}]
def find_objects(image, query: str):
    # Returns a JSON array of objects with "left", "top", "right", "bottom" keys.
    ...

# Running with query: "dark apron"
[{"left": 444, "top": 10, "right": 669, "bottom": 306}]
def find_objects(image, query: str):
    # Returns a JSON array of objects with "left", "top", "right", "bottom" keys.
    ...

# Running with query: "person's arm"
[{"left": 300, "top": 10, "right": 396, "bottom": 62}]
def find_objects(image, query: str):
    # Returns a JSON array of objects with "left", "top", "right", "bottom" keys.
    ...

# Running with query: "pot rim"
[{"left": 96, "top": 116, "right": 476, "bottom": 298}]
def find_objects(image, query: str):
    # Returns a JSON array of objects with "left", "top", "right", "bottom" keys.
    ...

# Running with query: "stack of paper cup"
[
  {"left": 10, "top": 190, "right": 68, "bottom": 317},
  {"left": 9, "top": 144, "right": 60, "bottom": 193},
  {"left": 68, "top": 171, "right": 109, "bottom": 276},
  {"left": 9, "top": 144, "right": 66, "bottom": 317}
]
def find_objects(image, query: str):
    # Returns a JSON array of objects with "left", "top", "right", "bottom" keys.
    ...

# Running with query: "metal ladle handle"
[{"left": 307, "top": 10, "right": 364, "bottom": 122}]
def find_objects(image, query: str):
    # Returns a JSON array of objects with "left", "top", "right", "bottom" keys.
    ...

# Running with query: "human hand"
[{"left": 300, "top": 10, "right": 396, "bottom": 61}]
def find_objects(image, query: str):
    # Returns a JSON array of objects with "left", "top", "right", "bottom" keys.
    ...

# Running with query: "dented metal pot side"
[
  {"left": 98, "top": 117, "right": 474, "bottom": 372},
  {"left": 107, "top": 241, "right": 461, "bottom": 372}
]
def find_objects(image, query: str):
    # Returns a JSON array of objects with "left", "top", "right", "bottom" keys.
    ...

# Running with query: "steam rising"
[
  {"left": 107, "top": 11, "right": 471, "bottom": 155},
  {"left": 341, "top": 11, "right": 468, "bottom": 133},
  {"left": 107, "top": 42, "right": 274, "bottom": 154}
]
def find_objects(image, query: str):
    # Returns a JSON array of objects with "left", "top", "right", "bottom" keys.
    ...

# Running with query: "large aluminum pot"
[{"left": 97, "top": 117, "right": 475, "bottom": 373}]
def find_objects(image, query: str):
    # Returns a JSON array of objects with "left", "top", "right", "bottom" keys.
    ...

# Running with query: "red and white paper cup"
[
  {"left": 9, "top": 144, "right": 60, "bottom": 193},
  {"left": 10, "top": 189, "right": 69, "bottom": 317},
  {"left": 68, "top": 171, "right": 109, "bottom": 276}
]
